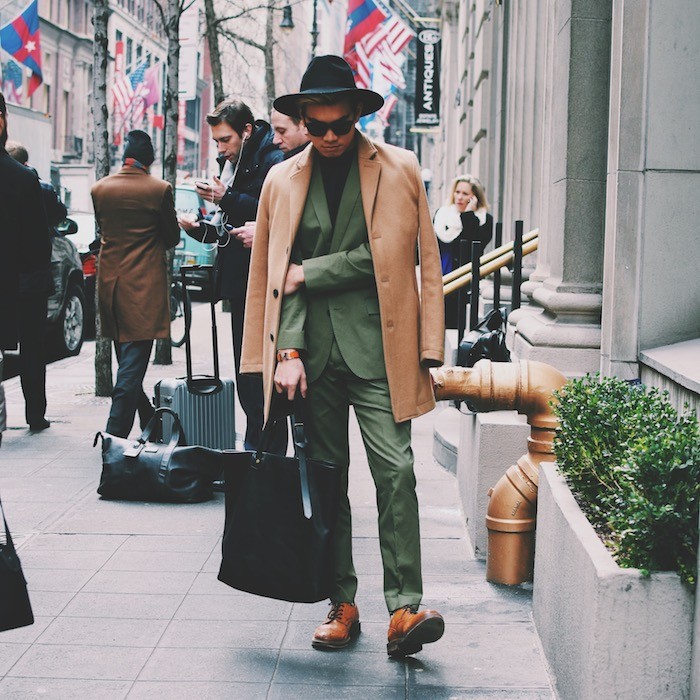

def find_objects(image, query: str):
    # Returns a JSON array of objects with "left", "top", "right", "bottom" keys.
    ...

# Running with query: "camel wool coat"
[
  {"left": 241, "top": 133, "right": 445, "bottom": 423},
  {"left": 92, "top": 166, "right": 180, "bottom": 342}
]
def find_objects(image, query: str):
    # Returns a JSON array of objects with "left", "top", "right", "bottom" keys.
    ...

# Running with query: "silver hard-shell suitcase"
[{"left": 155, "top": 266, "right": 236, "bottom": 449}]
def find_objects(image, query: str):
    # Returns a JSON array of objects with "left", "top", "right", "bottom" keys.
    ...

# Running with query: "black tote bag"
[
  {"left": 218, "top": 399, "right": 341, "bottom": 603},
  {"left": 0, "top": 497, "right": 34, "bottom": 632},
  {"left": 95, "top": 407, "right": 222, "bottom": 503}
]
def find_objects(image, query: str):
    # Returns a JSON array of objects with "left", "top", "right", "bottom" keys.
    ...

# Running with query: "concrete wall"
[{"left": 534, "top": 464, "right": 694, "bottom": 700}]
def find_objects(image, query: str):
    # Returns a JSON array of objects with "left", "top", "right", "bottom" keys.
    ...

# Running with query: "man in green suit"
[{"left": 242, "top": 56, "right": 445, "bottom": 657}]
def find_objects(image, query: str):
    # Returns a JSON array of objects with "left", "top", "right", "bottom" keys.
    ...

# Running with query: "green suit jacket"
[{"left": 277, "top": 155, "right": 386, "bottom": 384}]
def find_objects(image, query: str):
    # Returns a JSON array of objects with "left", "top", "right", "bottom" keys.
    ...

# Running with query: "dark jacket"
[
  {"left": 0, "top": 148, "right": 51, "bottom": 349},
  {"left": 188, "top": 120, "right": 283, "bottom": 304}
]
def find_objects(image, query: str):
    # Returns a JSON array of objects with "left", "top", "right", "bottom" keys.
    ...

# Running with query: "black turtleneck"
[{"left": 317, "top": 143, "right": 357, "bottom": 228}]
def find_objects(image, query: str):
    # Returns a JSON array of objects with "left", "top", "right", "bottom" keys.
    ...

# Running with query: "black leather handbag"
[
  {"left": 0, "top": 497, "right": 34, "bottom": 632},
  {"left": 457, "top": 307, "right": 511, "bottom": 368},
  {"left": 95, "top": 407, "right": 222, "bottom": 503},
  {"left": 218, "top": 399, "right": 341, "bottom": 603}
]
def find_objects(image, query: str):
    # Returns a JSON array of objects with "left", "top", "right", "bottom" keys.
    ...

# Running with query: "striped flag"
[
  {"left": 353, "top": 43, "right": 372, "bottom": 89},
  {"left": 384, "top": 16, "right": 415, "bottom": 54},
  {"left": 359, "top": 19, "right": 390, "bottom": 56},
  {"left": 376, "top": 93, "right": 398, "bottom": 126},
  {"left": 2, "top": 60, "right": 24, "bottom": 104},
  {"left": 375, "top": 41, "right": 406, "bottom": 89},
  {"left": 112, "top": 71, "right": 134, "bottom": 115},
  {"left": 360, "top": 16, "right": 414, "bottom": 57}
]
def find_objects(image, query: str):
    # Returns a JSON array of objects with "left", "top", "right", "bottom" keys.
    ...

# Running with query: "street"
[{"left": 0, "top": 303, "right": 553, "bottom": 698}]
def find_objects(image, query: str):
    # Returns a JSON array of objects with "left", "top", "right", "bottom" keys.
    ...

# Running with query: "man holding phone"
[{"left": 178, "top": 100, "right": 285, "bottom": 453}]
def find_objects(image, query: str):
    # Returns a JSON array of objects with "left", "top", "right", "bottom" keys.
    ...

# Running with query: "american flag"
[
  {"left": 361, "top": 16, "right": 414, "bottom": 58},
  {"left": 384, "top": 16, "right": 414, "bottom": 54},
  {"left": 375, "top": 42, "right": 406, "bottom": 89},
  {"left": 129, "top": 60, "right": 148, "bottom": 89},
  {"left": 2, "top": 60, "right": 24, "bottom": 104},
  {"left": 353, "top": 43, "right": 372, "bottom": 89},
  {"left": 376, "top": 93, "right": 398, "bottom": 126},
  {"left": 112, "top": 71, "right": 134, "bottom": 115},
  {"left": 128, "top": 60, "right": 152, "bottom": 124}
]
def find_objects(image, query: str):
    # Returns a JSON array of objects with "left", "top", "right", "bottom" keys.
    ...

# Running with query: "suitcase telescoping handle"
[{"left": 180, "top": 265, "right": 223, "bottom": 395}]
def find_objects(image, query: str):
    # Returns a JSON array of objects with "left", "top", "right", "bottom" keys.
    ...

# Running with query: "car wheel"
[{"left": 57, "top": 285, "right": 85, "bottom": 356}]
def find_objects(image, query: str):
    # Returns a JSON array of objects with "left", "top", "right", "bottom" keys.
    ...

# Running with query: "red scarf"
[{"left": 123, "top": 157, "right": 149, "bottom": 172}]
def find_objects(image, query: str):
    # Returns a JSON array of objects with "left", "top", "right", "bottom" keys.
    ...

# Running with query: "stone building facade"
[{"left": 425, "top": 0, "right": 699, "bottom": 393}]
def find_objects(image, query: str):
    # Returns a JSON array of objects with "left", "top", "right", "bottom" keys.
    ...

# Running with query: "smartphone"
[{"left": 195, "top": 180, "right": 211, "bottom": 190}]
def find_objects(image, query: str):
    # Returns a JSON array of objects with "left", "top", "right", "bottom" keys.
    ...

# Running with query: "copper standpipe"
[{"left": 432, "top": 360, "right": 566, "bottom": 585}]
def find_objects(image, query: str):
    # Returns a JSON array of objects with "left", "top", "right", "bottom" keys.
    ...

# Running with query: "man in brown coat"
[
  {"left": 92, "top": 130, "right": 180, "bottom": 438},
  {"left": 242, "top": 57, "right": 445, "bottom": 657}
]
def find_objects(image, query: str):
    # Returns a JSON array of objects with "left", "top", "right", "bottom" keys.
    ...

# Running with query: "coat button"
[
  {"left": 273, "top": 289, "right": 279, "bottom": 298},
  {"left": 270, "top": 333, "right": 274, "bottom": 341}
]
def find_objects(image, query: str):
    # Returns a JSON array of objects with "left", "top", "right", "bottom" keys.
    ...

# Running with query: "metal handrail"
[
  {"left": 443, "top": 228, "right": 539, "bottom": 285},
  {"left": 443, "top": 237, "right": 539, "bottom": 296}
]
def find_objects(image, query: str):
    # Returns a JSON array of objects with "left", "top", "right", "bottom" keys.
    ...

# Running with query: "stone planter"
[{"left": 533, "top": 463, "right": 695, "bottom": 700}]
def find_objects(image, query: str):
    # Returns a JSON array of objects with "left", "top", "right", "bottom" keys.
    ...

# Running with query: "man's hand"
[
  {"left": 274, "top": 356, "right": 307, "bottom": 400},
  {"left": 284, "top": 263, "right": 305, "bottom": 295},
  {"left": 209, "top": 175, "right": 227, "bottom": 205},
  {"left": 196, "top": 176, "right": 227, "bottom": 205},
  {"left": 177, "top": 212, "right": 199, "bottom": 232},
  {"left": 231, "top": 220, "right": 256, "bottom": 248}
]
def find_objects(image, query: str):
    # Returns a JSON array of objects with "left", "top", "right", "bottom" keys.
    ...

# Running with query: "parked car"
[
  {"left": 174, "top": 183, "right": 216, "bottom": 292},
  {"left": 49, "top": 220, "right": 86, "bottom": 356},
  {"left": 63, "top": 212, "right": 99, "bottom": 337}
]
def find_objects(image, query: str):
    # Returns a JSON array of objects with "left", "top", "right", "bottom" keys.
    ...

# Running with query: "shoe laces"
[
  {"left": 397, "top": 604, "right": 419, "bottom": 615},
  {"left": 327, "top": 602, "right": 351, "bottom": 622}
]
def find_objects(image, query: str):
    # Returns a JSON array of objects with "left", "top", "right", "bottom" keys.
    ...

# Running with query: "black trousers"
[
  {"left": 231, "top": 305, "right": 287, "bottom": 453},
  {"left": 18, "top": 295, "right": 48, "bottom": 425},
  {"left": 106, "top": 340, "right": 155, "bottom": 438}
]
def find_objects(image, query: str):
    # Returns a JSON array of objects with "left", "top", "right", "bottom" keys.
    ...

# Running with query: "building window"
[
  {"left": 126, "top": 38, "right": 133, "bottom": 70},
  {"left": 185, "top": 98, "right": 200, "bottom": 131}
]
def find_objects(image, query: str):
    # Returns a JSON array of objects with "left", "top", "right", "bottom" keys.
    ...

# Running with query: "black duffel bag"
[
  {"left": 218, "top": 398, "right": 341, "bottom": 603},
  {"left": 0, "top": 497, "right": 34, "bottom": 632},
  {"left": 95, "top": 407, "right": 222, "bottom": 503}
]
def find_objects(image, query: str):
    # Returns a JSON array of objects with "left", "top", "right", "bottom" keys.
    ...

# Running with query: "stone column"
[
  {"left": 601, "top": 0, "right": 700, "bottom": 378},
  {"left": 511, "top": 0, "right": 612, "bottom": 375}
]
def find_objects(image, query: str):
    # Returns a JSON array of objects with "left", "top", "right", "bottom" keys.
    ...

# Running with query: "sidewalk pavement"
[{"left": 0, "top": 304, "right": 555, "bottom": 699}]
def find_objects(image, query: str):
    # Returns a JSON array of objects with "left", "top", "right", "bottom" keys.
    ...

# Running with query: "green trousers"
[{"left": 305, "top": 340, "right": 423, "bottom": 612}]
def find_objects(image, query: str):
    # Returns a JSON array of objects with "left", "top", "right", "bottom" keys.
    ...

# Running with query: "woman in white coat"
[{"left": 434, "top": 174, "right": 493, "bottom": 328}]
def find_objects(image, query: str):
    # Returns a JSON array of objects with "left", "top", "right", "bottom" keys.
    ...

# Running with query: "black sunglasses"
[{"left": 305, "top": 116, "right": 355, "bottom": 137}]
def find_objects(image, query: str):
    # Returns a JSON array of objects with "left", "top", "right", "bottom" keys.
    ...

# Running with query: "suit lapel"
[
  {"left": 309, "top": 165, "right": 333, "bottom": 254},
  {"left": 330, "top": 158, "right": 361, "bottom": 254},
  {"left": 288, "top": 148, "right": 314, "bottom": 249},
  {"left": 357, "top": 134, "right": 381, "bottom": 238}
]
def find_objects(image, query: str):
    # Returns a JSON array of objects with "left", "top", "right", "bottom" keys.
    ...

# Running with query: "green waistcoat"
[{"left": 277, "top": 155, "right": 386, "bottom": 384}]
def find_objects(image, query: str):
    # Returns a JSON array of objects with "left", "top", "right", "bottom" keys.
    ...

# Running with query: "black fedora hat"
[{"left": 274, "top": 55, "right": 384, "bottom": 118}]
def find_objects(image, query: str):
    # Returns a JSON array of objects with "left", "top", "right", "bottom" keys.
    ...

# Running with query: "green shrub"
[{"left": 552, "top": 374, "right": 699, "bottom": 588}]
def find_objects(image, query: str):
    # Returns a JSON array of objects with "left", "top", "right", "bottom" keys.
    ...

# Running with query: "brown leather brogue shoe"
[
  {"left": 387, "top": 605, "right": 444, "bottom": 657},
  {"left": 311, "top": 602, "right": 361, "bottom": 650}
]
